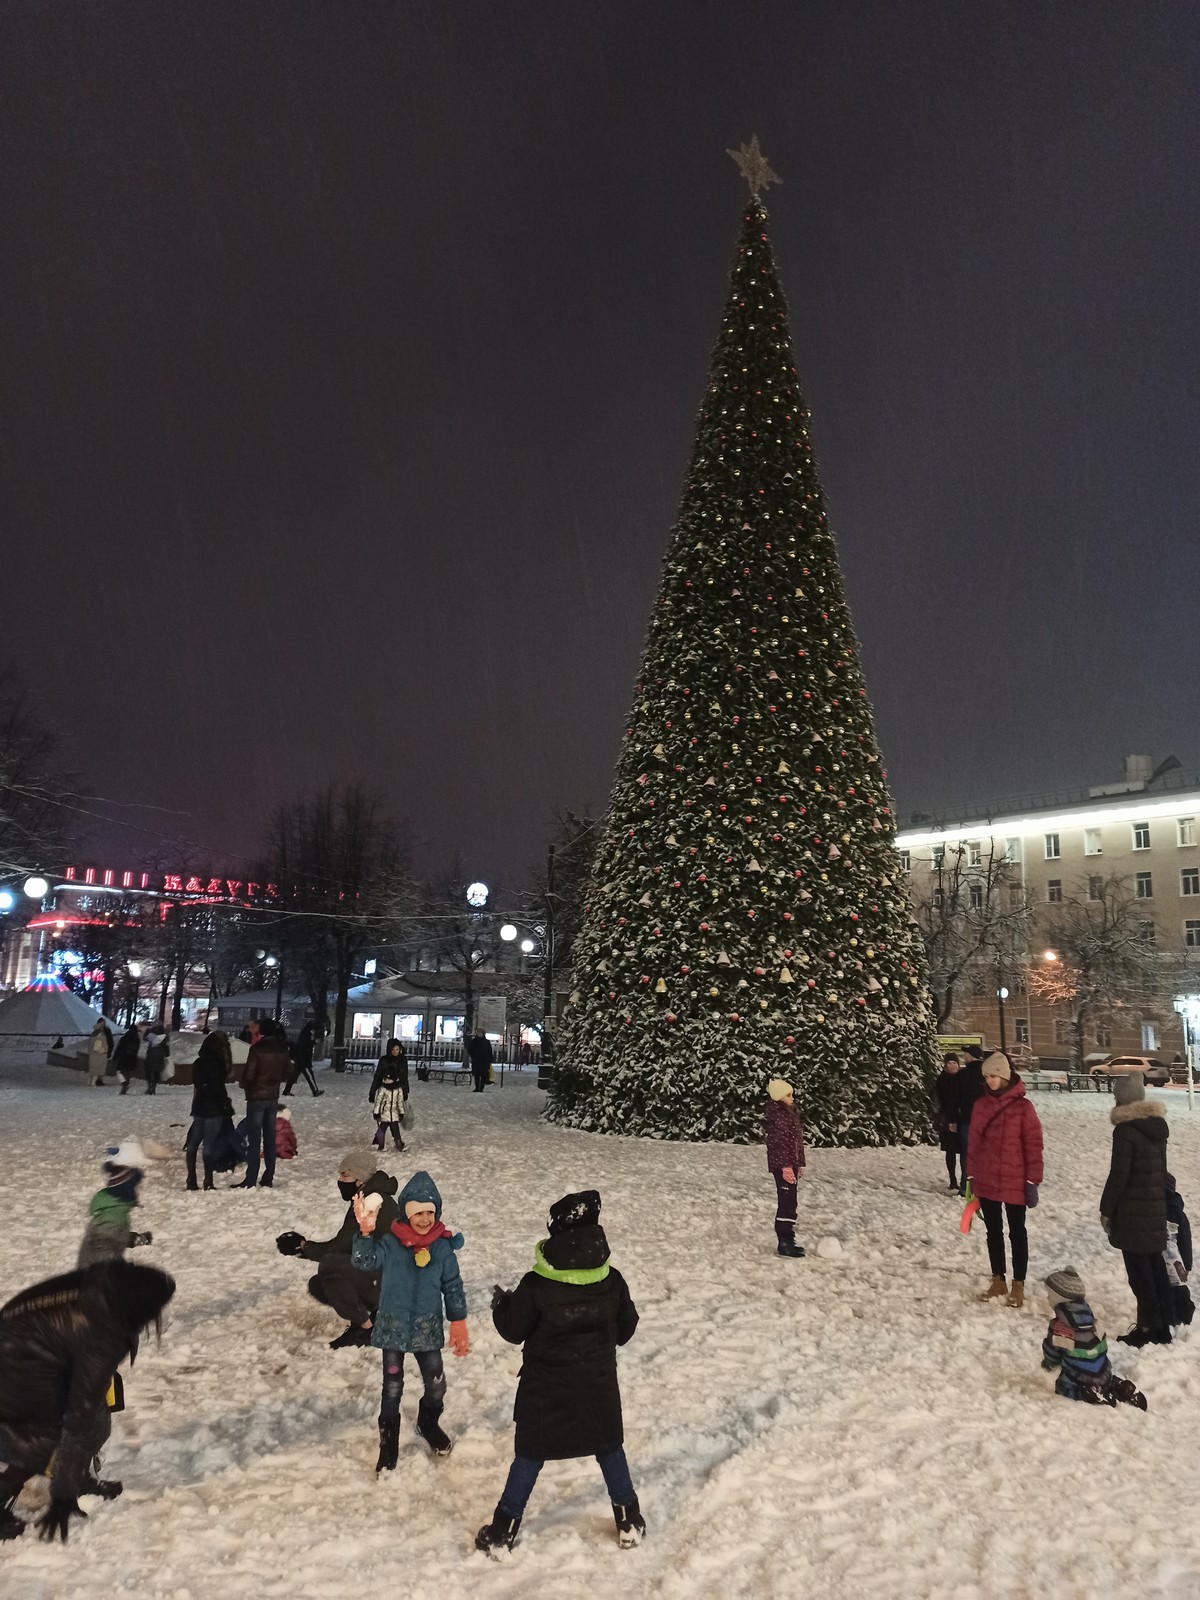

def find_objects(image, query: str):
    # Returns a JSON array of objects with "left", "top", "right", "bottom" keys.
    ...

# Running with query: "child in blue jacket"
[{"left": 351, "top": 1169, "right": 468, "bottom": 1470}]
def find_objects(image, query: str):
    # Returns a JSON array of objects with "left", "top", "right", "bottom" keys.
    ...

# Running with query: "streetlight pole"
[{"left": 541, "top": 843, "right": 556, "bottom": 1081}]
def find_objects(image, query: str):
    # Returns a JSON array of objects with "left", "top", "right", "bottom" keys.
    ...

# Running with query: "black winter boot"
[
  {"left": 475, "top": 1509, "right": 521, "bottom": 1554},
  {"left": 329, "top": 1324, "right": 371, "bottom": 1350},
  {"left": 0, "top": 1499, "right": 24, "bottom": 1541},
  {"left": 202, "top": 1161, "right": 215, "bottom": 1191},
  {"left": 612, "top": 1496, "right": 646, "bottom": 1548},
  {"left": 416, "top": 1400, "right": 452, "bottom": 1456},
  {"left": 375, "top": 1420, "right": 400, "bottom": 1472},
  {"left": 186, "top": 1148, "right": 199, "bottom": 1191},
  {"left": 80, "top": 1474, "right": 123, "bottom": 1499},
  {"left": 777, "top": 1241, "right": 806, "bottom": 1258}
]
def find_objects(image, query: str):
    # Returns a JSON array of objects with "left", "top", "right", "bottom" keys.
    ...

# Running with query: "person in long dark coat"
[
  {"left": 1100, "top": 1074, "right": 1173, "bottom": 1346},
  {"left": 0, "top": 1260, "right": 175, "bottom": 1543},
  {"left": 467, "top": 1028, "right": 494, "bottom": 1092},
  {"left": 112, "top": 1023, "right": 143, "bottom": 1094},
  {"left": 369, "top": 1040, "right": 410, "bottom": 1152},
  {"left": 143, "top": 1024, "right": 169, "bottom": 1095},
  {"left": 186, "top": 1031, "right": 235, "bottom": 1190},
  {"left": 933, "top": 1053, "right": 969, "bottom": 1193},
  {"left": 284, "top": 1020, "right": 323, "bottom": 1097},
  {"left": 475, "top": 1190, "right": 642, "bottom": 1555}
]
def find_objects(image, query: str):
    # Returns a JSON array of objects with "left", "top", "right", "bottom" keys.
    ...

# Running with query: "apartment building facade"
[{"left": 894, "top": 757, "right": 1200, "bottom": 1065}]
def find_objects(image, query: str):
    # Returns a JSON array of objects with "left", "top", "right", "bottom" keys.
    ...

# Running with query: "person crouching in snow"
[
  {"left": 1040, "top": 1266, "right": 1145, "bottom": 1410},
  {"left": 476, "top": 1190, "right": 642, "bottom": 1555},
  {"left": 351, "top": 1170, "right": 467, "bottom": 1471},
  {"left": 78, "top": 1143, "right": 153, "bottom": 1269},
  {"left": 764, "top": 1078, "right": 806, "bottom": 1258},
  {"left": 0, "top": 1259, "right": 176, "bottom": 1542},
  {"left": 275, "top": 1106, "right": 298, "bottom": 1161}
]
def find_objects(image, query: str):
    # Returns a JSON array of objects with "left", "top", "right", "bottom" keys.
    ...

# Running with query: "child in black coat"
[
  {"left": 475, "top": 1190, "right": 642, "bottom": 1555},
  {"left": 1165, "top": 1173, "right": 1195, "bottom": 1326}
]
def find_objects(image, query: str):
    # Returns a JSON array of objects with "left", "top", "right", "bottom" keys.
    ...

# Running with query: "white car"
[{"left": 1087, "top": 1054, "right": 1169, "bottom": 1088}]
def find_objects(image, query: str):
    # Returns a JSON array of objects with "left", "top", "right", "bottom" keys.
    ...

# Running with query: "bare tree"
[
  {"left": 0, "top": 664, "right": 72, "bottom": 879},
  {"left": 1028, "top": 874, "right": 1177, "bottom": 1071},
  {"left": 910, "top": 839, "right": 1032, "bottom": 1030},
  {"left": 409, "top": 863, "right": 506, "bottom": 1047}
]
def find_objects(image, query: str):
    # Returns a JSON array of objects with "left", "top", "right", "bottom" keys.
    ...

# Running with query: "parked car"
[{"left": 1087, "top": 1054, "right": 1170, "bottom": 1088}]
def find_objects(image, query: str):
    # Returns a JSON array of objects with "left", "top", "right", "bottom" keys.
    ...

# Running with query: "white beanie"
[
  {"left": 103, "top": 1139, "right": 147, "bottom": 1174},
  {"left": 767, "top": 1078, "right": 793, "bottom": 1101}
]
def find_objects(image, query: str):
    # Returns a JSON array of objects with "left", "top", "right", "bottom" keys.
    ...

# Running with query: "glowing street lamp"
[
  {"left": 0, "top": 888, "right": 14, "bottom": 912},
  {"left": 500, "top": 923, "right": 518, "bottom": 942},
  {"left": 1042, "top": 949, "right": 1059, "bottom": 963},
  {"left": 520, "top": 937, "right": 537, "bottom": 955},
  {"left": 23, "top": 875, "right": 49, "bottom": 900}
]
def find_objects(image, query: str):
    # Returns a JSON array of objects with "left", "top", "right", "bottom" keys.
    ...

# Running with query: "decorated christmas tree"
[{"left": 547, "top": 142, "right": 938, "bottom": 1146}]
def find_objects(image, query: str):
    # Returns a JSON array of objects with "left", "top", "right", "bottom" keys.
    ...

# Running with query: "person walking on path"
[
  {"left": 1100, "top": 1074, "right": 1174, "bottom": 1346},
  {"left": 235, "top": 1019, "right": 290, "bottom": 1189},
  {"left": 476, "top": 1190, "right": 643, "bottom": 1555},
  {"left": 763, "top": 1078, "right": 806, "bottom": 1258},
  {"left": 143, "top": 1023, "right": 169, "bottom": 1095},
  {"left": 370, "top": 1041, "right": 410, "bottom": 1152},
  {"left": 275, "top": 1151, "right": 400, "bottom": 1349},
  {"left": 934, "top": 1053, "right": 969, "bottom": 1193},
  {"left": 87, "top": 1018, "right": 111, "bottom": 1087},
  {"left": 186, "top": 1032, "right": 235, "bottom": 1191},
  {"left": 967, "top": 1051, "right": 1043, "bottom": 1309},
  {"left": 112, "top": 1022, "right": 143, "bottom": 1095},
  {"left": 350, "top": 1170, "right": 469, "bottom": 1470},
  {"left": 467, "top": 1028, "right": 494, "bottom": 1093},
  {"left": 285, "top": 1019, "right": 323, "bottom": 1097}
]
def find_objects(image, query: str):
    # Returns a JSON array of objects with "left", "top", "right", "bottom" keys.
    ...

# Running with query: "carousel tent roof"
[{"left": 0, "top": 981, "right": 104, "bottom": 1040}]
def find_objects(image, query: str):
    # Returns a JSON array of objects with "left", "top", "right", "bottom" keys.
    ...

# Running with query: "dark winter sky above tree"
[{"left": 2, "top": 3, "right": 1197, "bottom": 881}]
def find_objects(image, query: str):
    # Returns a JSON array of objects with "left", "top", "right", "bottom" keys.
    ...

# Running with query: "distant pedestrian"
[
  {"left": 143, "top": 1023, "right": 169, "bottom": 1095},
  {"left": 1101, "top": 1074, "right": 1174, "bottom": 1346},
  {"left": 87, "top": 1018, "right": 111, "bottom": 1087},
  {"left": 763, "top": 1077, "right": 806, "bottom": 1258},
  {"left": 967, "top": 1051, "right": 1043, "bottom": 1309},
  {"left": 112, "top": 1023, "right": 143, "bottom": 1095},
  {"left": 186, "top": 1031, "right": 234, "bottom": 1192},
  {"left": 234, "top": 1019, "right": 290, "bottom": 1189},
  {"left": 467, "top": 1028, "right": 494, "bottom": 1093},
  {"left": 285, "top": 1019, "right": 323, "bottom": 1097},
  {"left": 370, "top": 1040, "right": 409, "bottom": 1152},
  {"left": 934, "top": 1053, "right": 969, "bottom": 1193}
]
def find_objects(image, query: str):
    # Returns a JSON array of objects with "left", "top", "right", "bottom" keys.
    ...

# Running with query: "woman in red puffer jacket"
[{"left": 967, "top": 1051, "right": 1044, "bottom": 1309}]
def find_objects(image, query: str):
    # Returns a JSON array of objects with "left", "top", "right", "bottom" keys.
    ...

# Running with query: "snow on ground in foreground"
[{"left": 3, "top": 1060, "right": 1200, "bottom": 1600}]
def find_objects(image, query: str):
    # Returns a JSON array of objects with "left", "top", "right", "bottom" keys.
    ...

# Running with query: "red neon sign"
[{"left": 59, "top": 867, "right": 277, "bottom": 902}]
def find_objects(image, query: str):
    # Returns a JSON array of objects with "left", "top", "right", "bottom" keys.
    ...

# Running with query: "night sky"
[{"left": 3, "top": 3, "right": 1197, "bottom": 882}]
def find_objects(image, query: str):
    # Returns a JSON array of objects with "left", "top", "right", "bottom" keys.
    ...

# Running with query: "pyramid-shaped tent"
[{"left": 0, "top": 978, "right": 104, "bottom": 1052}]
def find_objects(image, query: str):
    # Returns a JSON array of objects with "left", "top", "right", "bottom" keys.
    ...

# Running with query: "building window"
[
  {"left": 1047, "top": 879, "right": 1063, "bottom": 903},
  {"left": 1005, "top": 837, "right": 1022, "bottom": 863},
  {"left": 1008, "top": 884, "right": 1024, "bottom": 911},
  {"left": 968, "top": 841, "right": 982, "bottom": 868},
  {"left": 1185, "top": 920, "right": 1200, "bottom": 948},
  {"left": 351, "top": 1012, "right": 382, "bottom": 1040},
  {"left": 1015, "top": 1018, "right": 1030, "bottom": 1045},
  {"left": 1088, "top": 875, "right": 1104, "bottom": 901},
  {"left": 1044, "top": 833, "right": 1060, "bottom": 860},
  {"left": 1178, "top": 818, "right": 1195, "bottom": 847},
  {"left": 969, "top": 883, "right": 983, "bottom": 911},
  {"left": 1136, "top": 871, "right": 1154, "bottom": 899},
  {"left": 1084, "top": 828, "right": 1103, "bottom": 856},
  {"left": 1094, "top": 1024, "right": 1112, "bottom": 1049},
  {"left": 932, "top": 887, "right": 944, "bottom": 910},
  {"left": 931, "top": 845, "right": 945, "bottom": 871},
  {"left": 1133, "top": 821, "right": 1151, "bottom": 851},
  {"left": 1142, "top": 1022, "right": 1160, "bottom": 1053},
  {"left": 1139, "top": 920, "right": 1157, "bottom": 945},
  {"left": 1182, "top": 868, "right": 1200, "bottom": 896},
  {"left": 1053, "top": 1018, "right": 1070, "bottom": 1045},
  {"left": 897, "top": 849, "right": 910, "bottom": 872}
]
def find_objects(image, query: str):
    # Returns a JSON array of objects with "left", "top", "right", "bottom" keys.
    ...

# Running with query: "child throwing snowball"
[
  {"left": 476, "top": 1190, "right": 642, "bottom": 1555},
  {"left": 764, "top": 1078, "right": 806, "bottom": 1258},
  {"left": 351, "top": 1170, "right": 467, "bottom": 1471}
]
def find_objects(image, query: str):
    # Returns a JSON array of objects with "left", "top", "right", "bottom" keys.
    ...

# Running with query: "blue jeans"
[
  {"left": 243, "top": 1101, "right": 277, "bottom": 1186},
  {"left": 186, "top": 1115, "right": 224, "bottom": 1161},
  {"left": 498, "top": 1446, "right": 635, "bottom": 1518},
  {"left": 380, "top": 1348, "right": 445, "bottom": 1422}
]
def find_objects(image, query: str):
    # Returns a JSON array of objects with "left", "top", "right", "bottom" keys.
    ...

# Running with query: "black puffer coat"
[
  {"left": 298, "top": 1170, "right": 399, "bottom": 1260},
  {"left": 933, "top": 1069, "right": 969, "bottom": 1152},
  {"left": 0, "top": 1261, "right": 175, "bottom": 1499},
  {"left": 493, "top": 1224, "right": 638, "bottom": 1461},
  {"left": 191, "top": 1037, "right": 234, "bottom": 1119},
  {"left": 1100, "top": 1101, "right": 1169, "bottom": 1253}
]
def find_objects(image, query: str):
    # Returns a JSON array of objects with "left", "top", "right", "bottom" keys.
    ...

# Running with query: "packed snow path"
[{"left": 2, "top": 1058, "right": 1200, "bottom": 1599}]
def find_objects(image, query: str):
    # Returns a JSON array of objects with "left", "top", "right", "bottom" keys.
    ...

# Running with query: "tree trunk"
[
  {"left": 156, "top": 969, "right": 171, "bottom": 1024},
  {"left": 101, "top": 965, "right": 116, "bottom": 1024},
  {"left": 171, "top": 960, "right": 189, "bottom": 1031},
  {"left": 1070, "top": 1007, "right": 1087, "bottom": 1074},
  {"left": 463, "top": 963, "right": 475, "bottom": 1061},
  {"left": 332, "top": 943, "right": 351, "bottom": 1072}
]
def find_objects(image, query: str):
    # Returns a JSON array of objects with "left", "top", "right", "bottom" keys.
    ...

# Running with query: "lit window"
[
  {"left": 968, "top": 842, "right": 982, "bottom": 868},
  {"left": 1186, "top": 920, "right": 1200, "bottom": 948},
  {"left": 1182, "top": 868, "right": 1200, "bottom": 897},
  {"left": 1047, "top": 879, "right": 1063, "bottom": 903},
  {"left": 1044, "top": 833, "right": 1060, "bottom": 860},
  {"left": 1133, "top": 821, "right": 1151, "bottom": 851},
  {"left": 896, "top": 849, "right": 910, "bottom": 872},
  {"left": 969, "top": 883, "right": 983, "bottom": 911},
  {"left": 1084, "top": 829, "right": 1102, "bottom": 856},
  {"left": 1136, "top": 872, "right": 1154, "bottom": 899},
  {"left": 1005, "top": 838, "right": 1022, "bottom": 863},
  {"left": 1015, "top": 1018, "right": 1030, "bottom": 1044},
  {"left": 1142, "top": 1022, "right": 1160, "bottom": 1052},
  {"left": 1178, "top": 818, "right": 1195, "bottom": 848}
]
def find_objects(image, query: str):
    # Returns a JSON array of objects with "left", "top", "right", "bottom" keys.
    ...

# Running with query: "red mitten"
[{"left": 448, "top": 1319, "right": 469, "bottom": 1357}]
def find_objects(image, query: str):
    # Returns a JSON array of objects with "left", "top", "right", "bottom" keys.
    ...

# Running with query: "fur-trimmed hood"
[{"left": 1110, "top": 1099, "right": 1167, "bottom": 1126}]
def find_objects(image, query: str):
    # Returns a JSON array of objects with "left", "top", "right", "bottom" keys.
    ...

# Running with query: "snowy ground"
[{"left": 2, "top": 1059, "right": 1200, "bottom": 1600}]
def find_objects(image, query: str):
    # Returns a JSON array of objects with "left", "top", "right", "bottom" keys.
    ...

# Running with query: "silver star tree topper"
[{"left": 727, "top": 135, "right": 781, "bottom": 200}]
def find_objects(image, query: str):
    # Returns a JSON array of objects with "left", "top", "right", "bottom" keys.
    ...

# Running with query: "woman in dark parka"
[
  {"left": 934, "top": 1053, "right": 969, "bottom": 1193},
  {"left": 1100, "top": 1073, "right": 1173, "bottom": 1346},
  {"left": 475, "top": 1190, "right": 642, "bottom": 1554}
]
